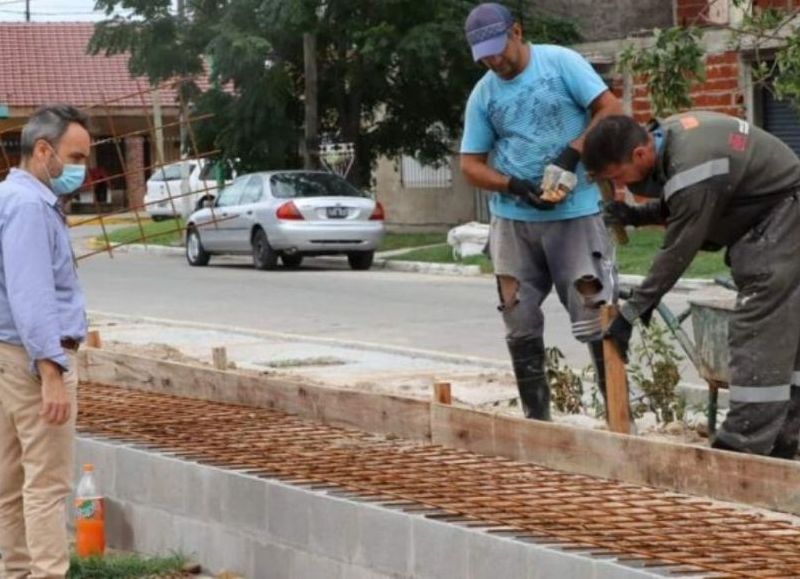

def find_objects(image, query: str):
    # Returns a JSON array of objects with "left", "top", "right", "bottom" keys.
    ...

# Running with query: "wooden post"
[
  {"left": 433, "top": 381, "right": 452, "bottom": 405},
  {"left": 86, "top": 330, "right": 102, "bottom": 349},
  {"left": 599, "top": 180, "right": 629, "bottom": 245},
  {"left": 212, "top": 347, "right": 228, "bottom": 371},
  {"left": 601, "top": 305, "right": 631, "bottom": 434}
]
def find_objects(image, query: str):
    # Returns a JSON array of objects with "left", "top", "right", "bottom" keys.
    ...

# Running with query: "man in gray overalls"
[{"left": 583, "top": 111, "right": 800, "bottom": 458}]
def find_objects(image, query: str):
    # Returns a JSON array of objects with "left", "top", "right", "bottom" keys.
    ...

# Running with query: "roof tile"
[{"left": 0, "top": 22, "right": 209, "bottom": 108}]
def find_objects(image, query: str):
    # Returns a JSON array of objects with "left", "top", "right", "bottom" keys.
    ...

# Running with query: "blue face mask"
[{"left": 50, "top": 164, "right": 86, "bottom": 196}]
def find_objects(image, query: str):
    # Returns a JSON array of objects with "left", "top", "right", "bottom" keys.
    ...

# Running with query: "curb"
[
  {"left": 91, "top": 241, "right": 483, "bottom": 276},
  {"left": 373, "top": 258, "right": 481, "bottom": 276},
  {"left": 68, "top": 215, "right": 153, "bottom": 227},
  {"left": 90, "top": 241, "right": 718, "bottom": 287},
  {"left": 88, "top": 241, "right": 185, "bottom": 256}
]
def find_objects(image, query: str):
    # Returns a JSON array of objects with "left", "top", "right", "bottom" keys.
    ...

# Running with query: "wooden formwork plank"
[
  {"left": 81, "top": 348, "right": 431, "bottom": 442},
  {"left": 431, "top": 404, "right": 800, "bottom": 517}
]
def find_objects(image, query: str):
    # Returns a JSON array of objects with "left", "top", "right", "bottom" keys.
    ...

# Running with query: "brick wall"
[
  {"left": 631, "top": 51, "right": 744, "bottom": 122},
  {"left": 675, "top": 0, "right": 708, "bottom": 24}
]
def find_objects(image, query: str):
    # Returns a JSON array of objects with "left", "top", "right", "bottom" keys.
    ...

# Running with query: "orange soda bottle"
[{"left": 75, "top": 463, "right": 105, "bottom": 557}]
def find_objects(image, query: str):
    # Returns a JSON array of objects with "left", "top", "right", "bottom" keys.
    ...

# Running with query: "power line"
[{"left": 0, "top": 9, "right": 101, "bottom": 16}]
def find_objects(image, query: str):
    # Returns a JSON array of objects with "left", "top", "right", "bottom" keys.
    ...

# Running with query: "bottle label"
[{"left": 75, "top": 498, "right": 104, "bottom": 521}]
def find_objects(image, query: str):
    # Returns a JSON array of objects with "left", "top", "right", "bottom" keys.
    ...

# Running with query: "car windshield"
[
  {"left": 199, "top": 160, "right": 235, "bottom": 181},
  {"left": 270, "top": 173, "right": 368, "bottom": 199},
  {"left": 151, "top": 163, "right": 195, "bottom": 182}
]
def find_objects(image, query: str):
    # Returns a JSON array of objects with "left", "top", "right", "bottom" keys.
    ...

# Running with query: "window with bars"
[{"left": 399, "top": 155, "right": 452, "bottom": 189}]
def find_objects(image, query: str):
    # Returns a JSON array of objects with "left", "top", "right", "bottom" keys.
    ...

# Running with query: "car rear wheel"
[
  {"left": 347, "top": 251, "right": 374, "bottom": 271},
  {"left": 252, "top": 229, "right": 279, "bottom": 270},
  {"left": 281, "top": 253, "right": 303, "bottom": 269},
  {"left": 186, "top": 227, "right": 211, "bottom": 266}
]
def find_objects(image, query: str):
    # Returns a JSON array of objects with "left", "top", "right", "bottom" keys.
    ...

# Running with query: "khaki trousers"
[{"left": 0, "top": 343, "right": 77, "bottom": 579}]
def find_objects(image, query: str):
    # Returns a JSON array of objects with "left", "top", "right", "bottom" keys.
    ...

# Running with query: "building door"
[
  {"left": 762, "top": 88, "right": 800, "bottom": 156},
  {"left": 94, "top": 138, "right": 126, "bottom": 207}
]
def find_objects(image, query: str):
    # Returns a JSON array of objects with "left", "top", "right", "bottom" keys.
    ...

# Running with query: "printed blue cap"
[{"left": 465, "top": 3, "right": 514, "bottom": 62}]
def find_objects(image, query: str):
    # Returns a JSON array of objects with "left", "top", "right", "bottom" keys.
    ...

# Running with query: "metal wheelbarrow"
[{"left": 644, "top": 278, "right": 736, "bottom": 434}]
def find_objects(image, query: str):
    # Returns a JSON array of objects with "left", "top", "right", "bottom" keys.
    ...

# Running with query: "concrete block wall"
[
  {"left": 373, "top": 155, "right": 477, "bottom": 232},
  {"left": 75, "top": 436, "right": 674, "bottom": 579}
]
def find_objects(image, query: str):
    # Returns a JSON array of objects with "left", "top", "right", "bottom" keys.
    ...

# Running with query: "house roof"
[{"left": 0, "top": 22, "right": 208, "bottom": 110}]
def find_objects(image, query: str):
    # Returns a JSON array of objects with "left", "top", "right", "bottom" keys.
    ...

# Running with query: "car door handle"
[{"left": 246, "top": 210, "right": 253, "bottom": 215}]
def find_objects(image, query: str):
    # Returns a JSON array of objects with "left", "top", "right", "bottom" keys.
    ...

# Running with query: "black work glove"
[
  {"left": 604, "top": 314, "right": 633, "bottom": 363},
  {"left": 640, "top": 305, "right": 655, "bottom": 327},
  {"left": 602, "top": 201, "right": 639, "bottom": 228},
  {"left": 507, "top": 176, "right": 556, "bottom": 211},
  {"left": 552, "top": 145, "right": 581, "bottom": 172}
]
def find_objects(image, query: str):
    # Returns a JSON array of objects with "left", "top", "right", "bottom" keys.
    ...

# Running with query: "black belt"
[{"left": 61, "top": 338, "right": 80, "bottom": 351}]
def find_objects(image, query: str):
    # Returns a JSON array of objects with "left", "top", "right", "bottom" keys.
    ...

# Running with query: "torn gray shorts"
[{"left": 489, "top": 214, "right": 616, "bottom": 342}]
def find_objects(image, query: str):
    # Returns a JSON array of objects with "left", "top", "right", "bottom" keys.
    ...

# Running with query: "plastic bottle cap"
[{"left": 82, "top": 464, "right": 94, "bottom": 472}]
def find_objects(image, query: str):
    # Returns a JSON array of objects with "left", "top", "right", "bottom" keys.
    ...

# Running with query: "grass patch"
[
  {"left": 617, "top": 227, "right": 728, "bottom": 278},
  {"left": 104, "top": 218, "right": 184, "bottom": 247},
  {"left": 378, "top": 232, "right": 447, "bottom": 252},
  {"left": 390, "top": 244, "right": 493, "bottom": 274},
  {"left": 68, "top": 553, "right": 186, "bottom": 578},
  {"left": 388, "top": 227, "right": 729, "bottom": 279}
]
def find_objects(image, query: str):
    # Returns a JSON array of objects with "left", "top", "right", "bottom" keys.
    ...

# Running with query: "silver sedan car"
[{"left": 185, "top": 170, "right": 386, "bottom": 270}]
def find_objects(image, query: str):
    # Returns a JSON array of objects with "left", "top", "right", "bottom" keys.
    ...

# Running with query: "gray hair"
[{"left": 20, "top": 105, "right": 89, "bottom": 158}]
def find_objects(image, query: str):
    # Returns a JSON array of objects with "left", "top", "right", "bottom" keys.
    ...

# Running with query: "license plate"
[{"left": 326, "top": 207, "right": 349, "bottom": 219}]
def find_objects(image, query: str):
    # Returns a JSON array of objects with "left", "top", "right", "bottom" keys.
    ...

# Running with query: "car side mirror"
[{"left": 197, "top": 195, "right": 216, "bottom": 210}]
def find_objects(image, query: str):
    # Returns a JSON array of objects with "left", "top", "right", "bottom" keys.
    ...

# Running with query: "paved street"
[{"left": 75, "top": 248, "right": 701, "bottom": 374}]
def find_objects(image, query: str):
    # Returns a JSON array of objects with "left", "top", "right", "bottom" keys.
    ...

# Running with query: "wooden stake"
[
  {"left": 86, "top": 330, "right": 102, "bottom": 349},
  {"left": 433, "top": 381, "right": 452, "bottom": 405},
  {"left": 212, "top": 347, "right": 228, "bottom": 371},
  {"left": 601, "top": 305, "right": 631, "bottom": 434}
]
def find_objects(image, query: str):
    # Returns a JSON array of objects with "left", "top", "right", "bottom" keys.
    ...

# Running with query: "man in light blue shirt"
[
  {"left": 0, "top": 105, "right": 90, "bottom": 578},
  {"left": 460, "top": 3, "right": 623, "bottom": 421}
]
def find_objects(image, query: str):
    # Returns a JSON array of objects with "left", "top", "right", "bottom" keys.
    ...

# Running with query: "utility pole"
[
  {"left": 303, "top": 31, "right": 319, "bottom": 170},
  {"left": 176, "top": 0, "right": 191, "bottom": 219},
  {"left": 25, "top": 0, "right": 30, "bottom": 22}
]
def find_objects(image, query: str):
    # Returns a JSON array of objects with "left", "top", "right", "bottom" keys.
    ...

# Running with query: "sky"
[{"left": 0, "top": 0, "right": 134, "bottom": 22}]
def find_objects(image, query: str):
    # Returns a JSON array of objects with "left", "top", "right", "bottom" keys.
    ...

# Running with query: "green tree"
[
  {"left": 619, "top": 27, "right": 706, "bottom": 117},
  {"left": 90, "top": 0, "right": 579, "bottom": 184}
]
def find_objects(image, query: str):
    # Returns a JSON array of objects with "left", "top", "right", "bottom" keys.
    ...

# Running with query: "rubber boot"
[{"left": 506, "top": 336, "right": 551, "bottom": 421}]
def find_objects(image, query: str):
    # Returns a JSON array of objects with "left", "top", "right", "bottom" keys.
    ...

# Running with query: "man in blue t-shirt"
[{"left": 460, "top": 3, "right": 623, "bottom": 421}]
